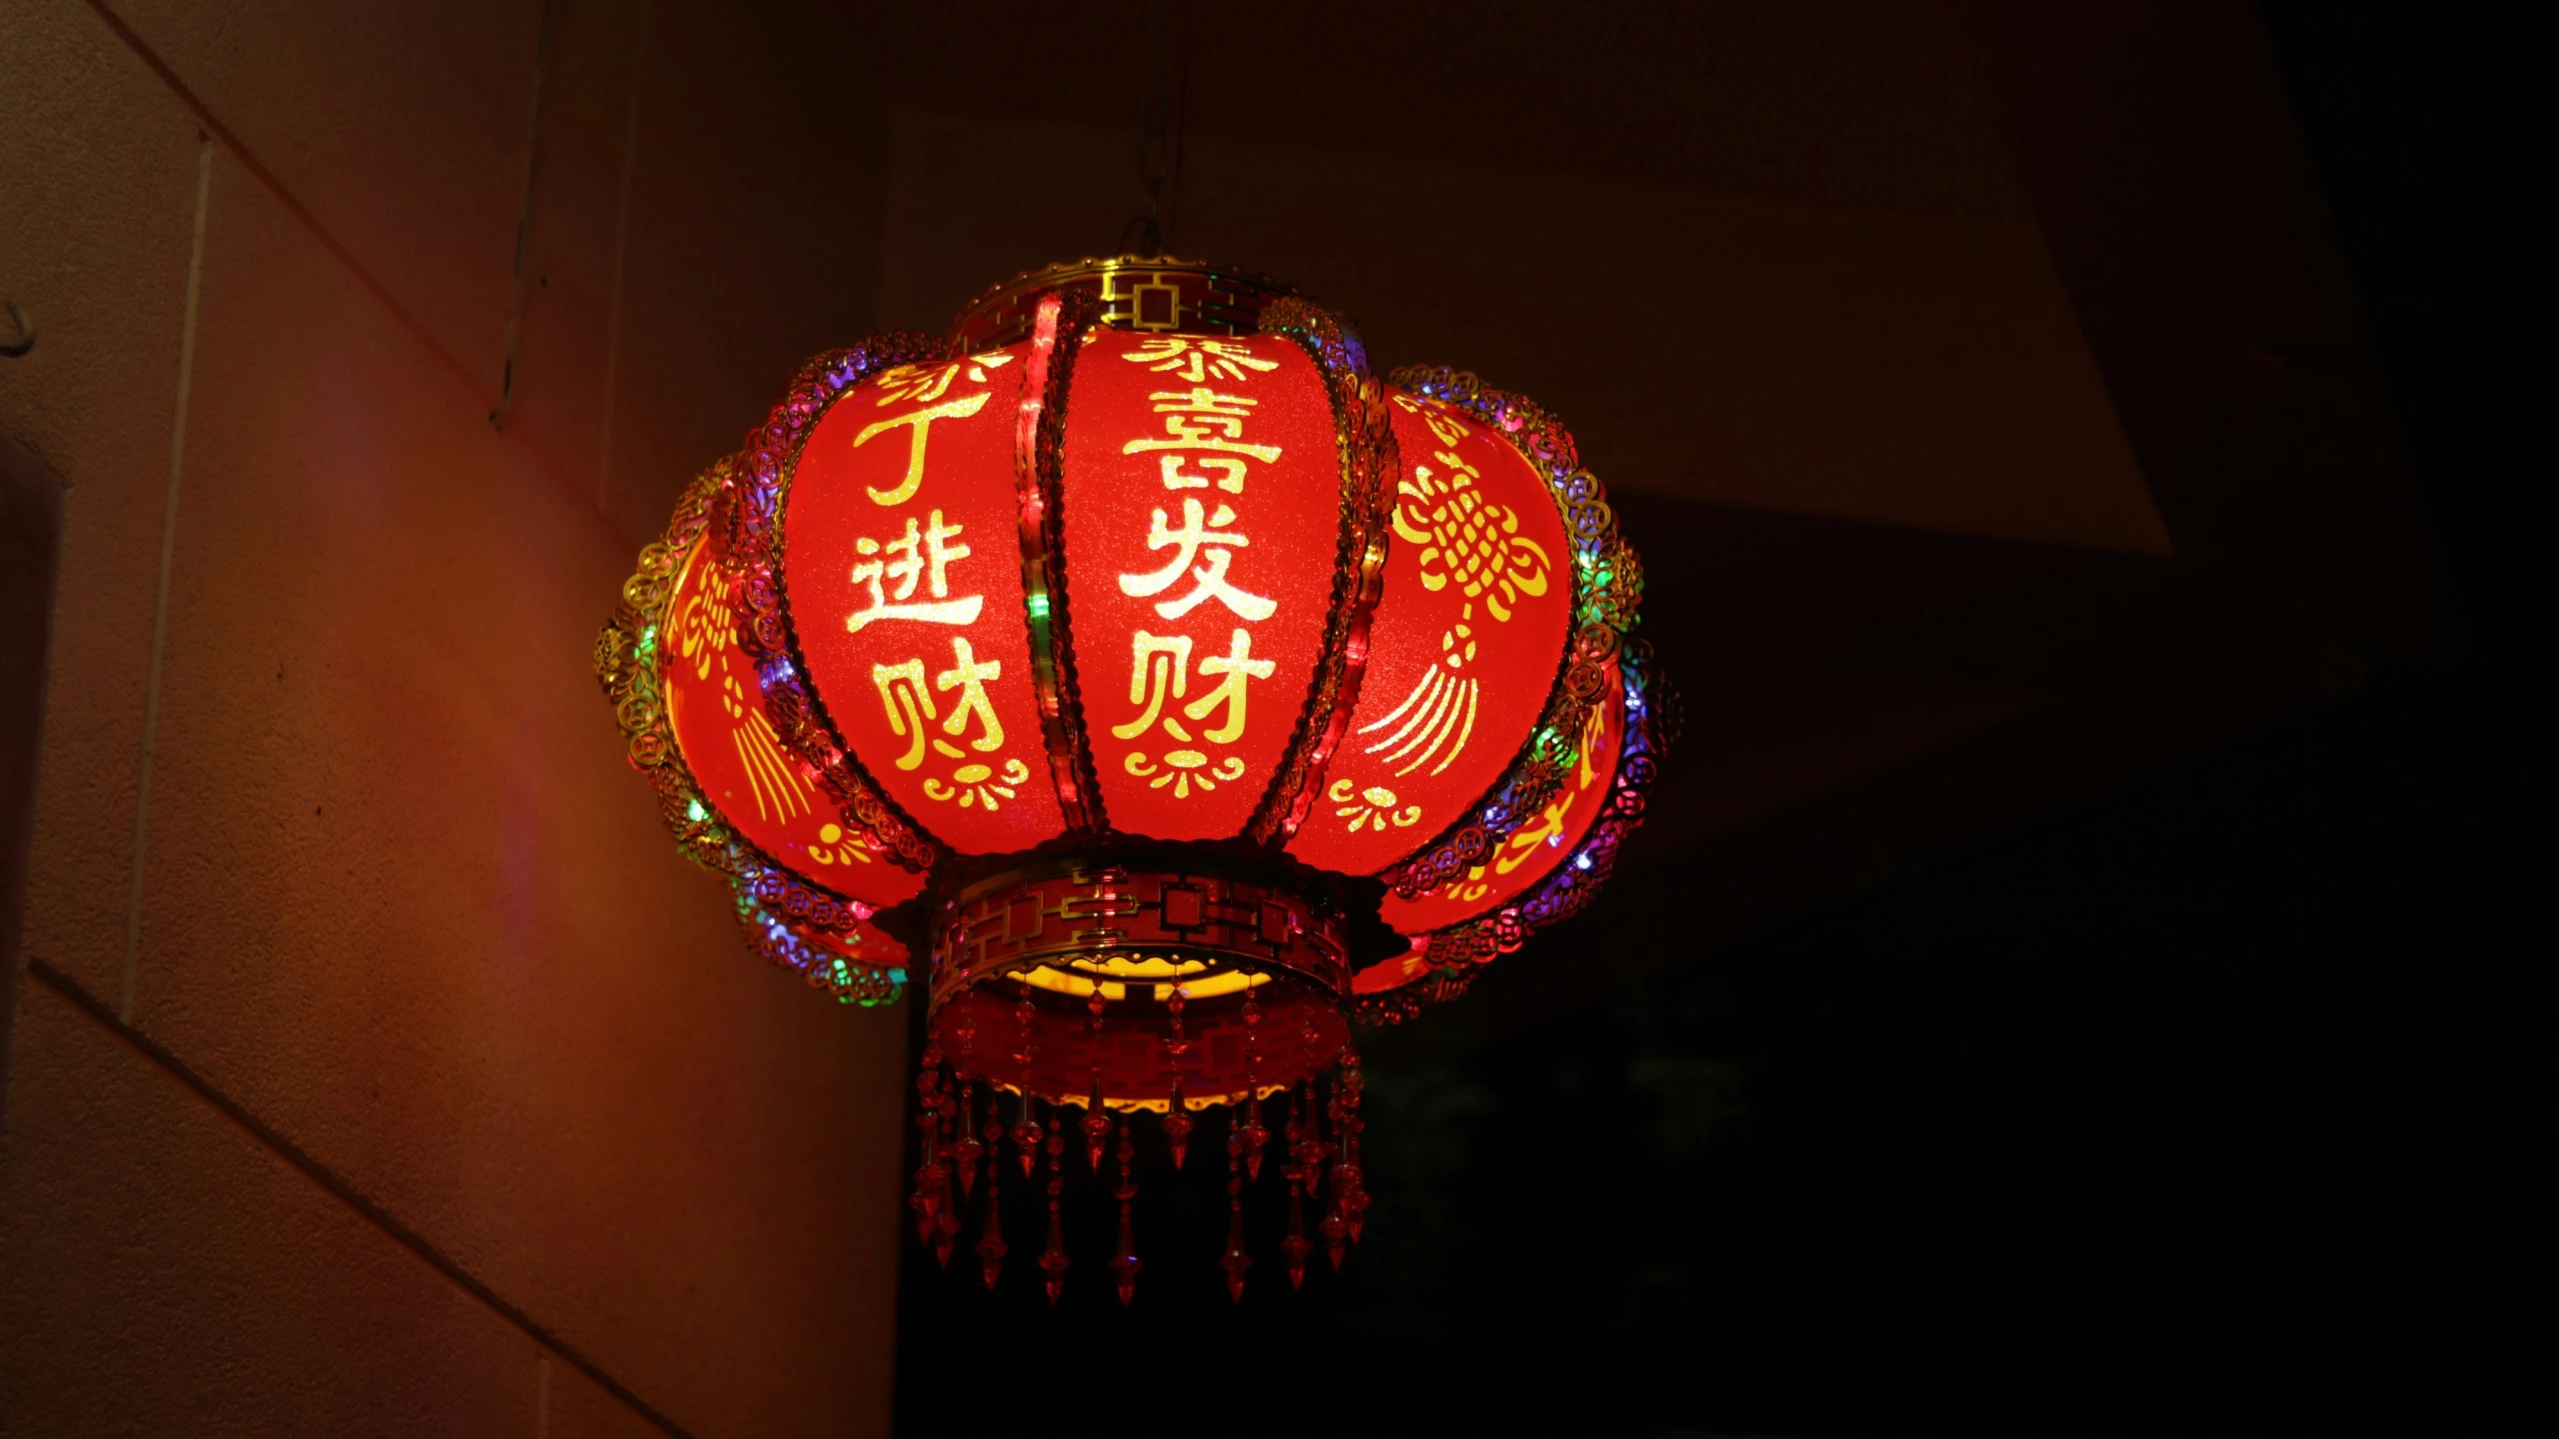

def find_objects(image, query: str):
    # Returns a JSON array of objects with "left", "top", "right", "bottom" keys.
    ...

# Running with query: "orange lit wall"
[{"left": 1, "top": 1, "right": 907, "bottom": 1432}]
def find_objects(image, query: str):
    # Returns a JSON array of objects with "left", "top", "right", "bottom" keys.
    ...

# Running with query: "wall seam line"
[
  {"left": 119, "top": 136, "right": 211, "bottom": 1024},
  {"left": 27, "top": 959, "right": 699, "bottom": 1439},
  {"left": 78, "top": 0, "right": 613, "bottom": 536},
  {"left": 491, "top": 0, "right": 562, "bottom": 429}
]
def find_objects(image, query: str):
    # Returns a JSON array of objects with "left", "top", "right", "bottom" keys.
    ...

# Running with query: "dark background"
[{"left": 895, "top": 4, "right": 2527, "bottom": 1435}]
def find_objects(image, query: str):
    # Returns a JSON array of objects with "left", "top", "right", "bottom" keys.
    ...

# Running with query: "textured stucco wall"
[{"left": 0, "top": 2, "right": 906, "bottom": 1433}]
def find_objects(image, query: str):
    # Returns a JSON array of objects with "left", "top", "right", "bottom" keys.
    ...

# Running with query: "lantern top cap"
[{"left": 948, "top": 254, "right": 1301, "bottom": 351}]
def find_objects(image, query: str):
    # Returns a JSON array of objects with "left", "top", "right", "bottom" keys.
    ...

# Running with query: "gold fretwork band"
[{"left": 952, "top": 255, "right": 1297, "bottom": 352}]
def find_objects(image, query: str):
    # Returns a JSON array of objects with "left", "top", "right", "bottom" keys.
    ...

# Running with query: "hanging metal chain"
[{"left": 1119, "top": 0, "right": 1189, "bottom": 257}]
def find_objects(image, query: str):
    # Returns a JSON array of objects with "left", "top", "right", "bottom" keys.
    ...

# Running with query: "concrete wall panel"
[
  {"left": 105, "top": 151, "right": 903, "bottom": 1437},
  {"left": 497, "top": 0, "right": 650, "bottom": 502},
  {"left": 104, "top": 0, "right": 544, "bottom": 395},
  {"left": 0, "top": 984, "right": 541, "bottom": 1436},
  {"left": 0, "top": 0, "right": 204, "bottom": 1001}
]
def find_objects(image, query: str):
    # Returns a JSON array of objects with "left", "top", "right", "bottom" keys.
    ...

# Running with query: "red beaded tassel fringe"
[{"left": 907, "top": 1044, "right": 1372, "bottom": 1305}]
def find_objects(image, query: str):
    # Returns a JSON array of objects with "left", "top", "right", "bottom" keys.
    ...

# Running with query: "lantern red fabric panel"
[
  {"left": 1353, "top": 932, "right": 1439, "bottom": 994},
  {"left": 1061, "top": 332, "right": 1342, "bottom": 840},
  {"left": 785, "top": 349, "right": 1068, "bottom": 855},
  {"left": 1381, "top": 661, "right": 1624, "bottom": 935},
  {"left": 1291, "top": 389, "right": 1573, "bottom": 874},
  {"left": 662, "top": 525, "right": 924, "bottom": 909}
]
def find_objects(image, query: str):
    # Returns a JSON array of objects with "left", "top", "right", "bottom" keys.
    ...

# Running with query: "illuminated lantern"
[{"left": 595, "top": 257, "right": 1666, "bottom": 1301}]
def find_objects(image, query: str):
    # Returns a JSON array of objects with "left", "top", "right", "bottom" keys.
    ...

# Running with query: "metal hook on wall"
[{"left": 1, "top": 300, "right": 32, "bottom": 358}]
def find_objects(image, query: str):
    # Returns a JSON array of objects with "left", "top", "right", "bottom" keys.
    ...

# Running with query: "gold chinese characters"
[
  {"left": 1108, "top": 341, "right": 1291, "bottom": 801},
  {"left": 843, "top": 355, "right": 1029, "bottom": 813},
  {"left": 854, "top": 353, "right": 1016, "bottom": 506},
  {"left": 848, "top": 509, "right": 980, "bottom": 633}
]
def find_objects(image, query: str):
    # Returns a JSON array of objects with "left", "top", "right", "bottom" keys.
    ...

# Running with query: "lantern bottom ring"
[{"left": 923, "top": 855, "right": 1374, "bottom": 1105}]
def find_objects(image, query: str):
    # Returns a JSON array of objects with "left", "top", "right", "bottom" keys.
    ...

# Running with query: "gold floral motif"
[
  {"left": 1391, "top": 390, "right": 1473, "bottom": 448},
  {"left": 1327, "top": 778, "right": 1421, "bottom": 834},
  {"left": 923, "top": 757, "right": 1033, "bottom": 810},
  {"left": 1393, "top": 449, "right": 1552, "bottom": 623},
  {"left": 806, "top": 820, "right": 880, "bottom": 869},
  {"left": 1124, "top": 749, "right": 1248, "bottom": 799},
  {"left": 1378, "top": 362, "right": 1647, "bottom": 904}
]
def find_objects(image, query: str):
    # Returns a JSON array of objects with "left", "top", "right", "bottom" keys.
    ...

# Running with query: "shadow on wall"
[{"left": 2, "top": 433, "right": 66, "bottom": 1136}]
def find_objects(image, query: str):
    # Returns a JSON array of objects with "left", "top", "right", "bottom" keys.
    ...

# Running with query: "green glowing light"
[
  {"left": 1027, "top": 594, "right": 1051, "bottom": 619},
  {"left": 686, "top": 799, "right": 707, "bottom": 822}
]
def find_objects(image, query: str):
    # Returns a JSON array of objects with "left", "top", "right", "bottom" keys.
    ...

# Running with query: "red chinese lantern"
[{"left": 595, "top": 257, "right": 1667, "bottom": 1301}]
